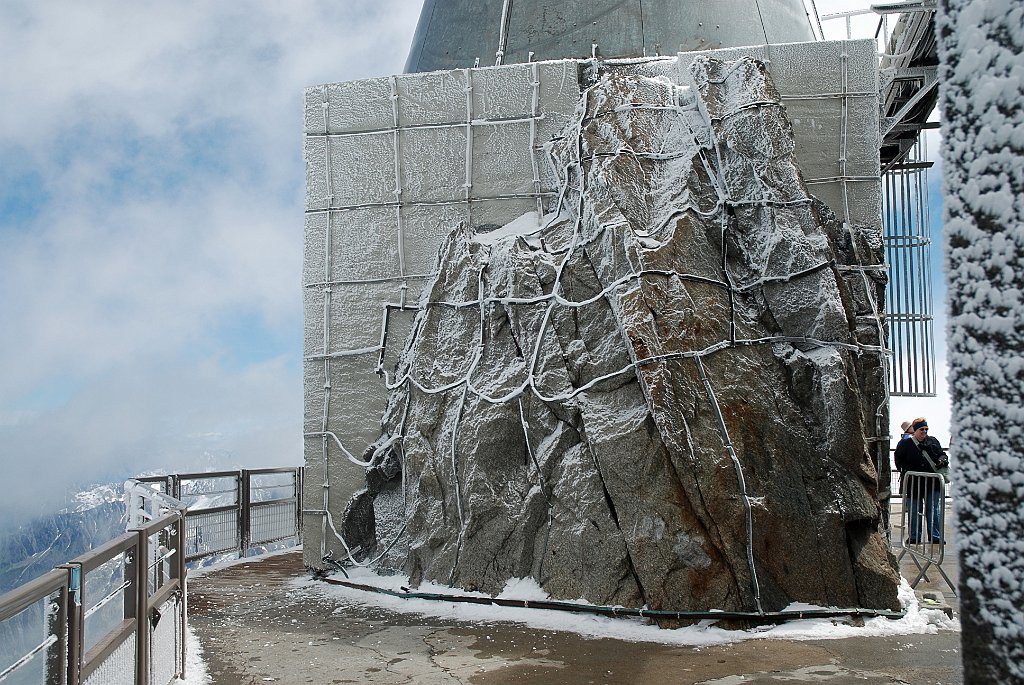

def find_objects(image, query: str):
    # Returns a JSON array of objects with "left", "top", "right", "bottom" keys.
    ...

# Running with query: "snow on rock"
[
  {"left": 339, "top": 56, "right": 898, "bottom": 615},
  {"left": 936, "top": 0, "right": 1024, "bottom": 681}
]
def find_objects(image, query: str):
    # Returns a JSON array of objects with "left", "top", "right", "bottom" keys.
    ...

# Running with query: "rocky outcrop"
[{"left": 342, "top": 56, "right": 898, "bottom": 614}]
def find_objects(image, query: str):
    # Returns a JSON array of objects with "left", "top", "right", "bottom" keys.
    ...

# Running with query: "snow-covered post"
[{"left": 935, "top": 1, "right": 1024, "bottom": 681}]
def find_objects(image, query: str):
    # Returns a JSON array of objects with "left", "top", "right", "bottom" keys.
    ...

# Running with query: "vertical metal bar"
[
  {"left": 917, "top": 138, "right": 935, "bottom": 395},
  {"left": 893, "top": 163, "right": 903, "bottom": 394},
  {"left": 884, "top": 168, "right": 897, "bottom": 391},
  {"left": 913, "top": 158, "right": 922, "bottom": 394},
  {"left": 68, "top": 563, "right": 85, "bottom": 685},
  {"left": 907, "top": 146, "right": 918, "bottom": 394},
  {"left": 240, "top": 470, "right": 251, "bottom": 558},
  {"left": 171, "top": 512, "right": 187, "bottom": 681},
  {"left": 912, "top": 141, "right": 925, "bottom": 394},
  {"left": 907, "top": 154, "right": 921, "bottom": 393},
  {"left": 894, "top": 162, "right": 904, "bottom": 394},
  {"left": 48, "top": 574, "right": 69, "bottom": 685},
  {"left": 886, "top": 167, "right": 896, "bottom": 392},
  {"left": 129, "top": 533, "right": 148, "bottom": 685},
  {"left": 898, "top": 161, "right": 910, "bottom": 392},
  {"left": 921, "top": 135, "right": 937, "bottom": 395}
]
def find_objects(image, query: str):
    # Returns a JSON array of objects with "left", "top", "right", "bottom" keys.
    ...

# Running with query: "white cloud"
[
  {"left": 0, "top": 1, "right": 421, "bottom": 522},
  {"left": 0, "top": 0, "right": 956, "bottom": 525},
  {"left": 0, "top": 354, "right": 302, "bottom": 521}
]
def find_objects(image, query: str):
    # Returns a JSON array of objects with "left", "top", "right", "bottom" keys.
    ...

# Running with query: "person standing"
[{"left": 894, "top": 417, "right": 949, "bottom": 543}]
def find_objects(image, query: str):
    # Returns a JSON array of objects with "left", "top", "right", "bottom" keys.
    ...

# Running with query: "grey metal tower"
[{"left": 405, "top": 0, "right": 817, "bottom": 72}]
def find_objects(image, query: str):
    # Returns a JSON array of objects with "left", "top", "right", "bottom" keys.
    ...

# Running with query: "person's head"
[
  {"left": 911, "top": 417, "right": 928, "bottom": 439},
  {"left": 900, "top": 420, "right": 911, "bottom": 433}
]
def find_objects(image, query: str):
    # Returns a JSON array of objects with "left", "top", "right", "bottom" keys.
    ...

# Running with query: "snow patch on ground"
[
  {"left": 187, "top": 545, "right": 305, "bottom": 578},
  {"left": 296, "top": 568, "right": 957, "bottom": 648},
  {"left": 173, "top": 624, "right": 211, "bottom": 685}
]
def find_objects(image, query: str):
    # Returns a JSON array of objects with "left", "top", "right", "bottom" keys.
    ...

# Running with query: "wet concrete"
[{"left": 188, "top": 549, "right": 962, "bottom": 685}]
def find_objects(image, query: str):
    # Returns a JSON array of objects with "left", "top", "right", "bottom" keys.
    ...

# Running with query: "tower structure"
[{"left": 406, "top": 0, "right": 816, "bottom": 72}]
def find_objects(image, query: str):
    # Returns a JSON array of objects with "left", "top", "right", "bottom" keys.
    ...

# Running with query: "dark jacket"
[{"left": 894, "top": 435, "right": 948, "bottom": 494}]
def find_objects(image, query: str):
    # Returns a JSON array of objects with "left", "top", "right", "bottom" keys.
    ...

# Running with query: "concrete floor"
[{"left": 188, "top": 533, "right": 962, "bottom": 685}]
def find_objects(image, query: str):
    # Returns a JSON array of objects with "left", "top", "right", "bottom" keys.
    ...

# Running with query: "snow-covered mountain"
[{"left": 0, "top": 482, "right": 127, "bottom": 594}]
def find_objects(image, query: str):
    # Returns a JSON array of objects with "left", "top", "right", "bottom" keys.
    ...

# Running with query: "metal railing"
[
  {"left": 892, "top": 470, "right": 956, "bottom": 594},
  {"left": 0, "top": 493, "right": 186, "bottom": 685},
  {"left": 136, "top": 467, "right": 303, "bottom": 564},
  {"left": 0, "top": 467, "right": 303, "bottom": 685}
]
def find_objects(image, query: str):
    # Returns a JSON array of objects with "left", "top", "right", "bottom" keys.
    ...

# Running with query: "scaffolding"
[{"left": 884, "top": 134, "right": 937, "bottom": 396}]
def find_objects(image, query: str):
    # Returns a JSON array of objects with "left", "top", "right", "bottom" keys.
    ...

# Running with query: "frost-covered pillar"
[{"left": 936, "top": 1, "right": 1024, "bottom": 681}]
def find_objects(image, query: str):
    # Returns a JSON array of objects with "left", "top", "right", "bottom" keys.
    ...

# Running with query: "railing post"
[
  {"left": 133, "top": 531, "right": 150, "bottom": 685},
  {"left": 169, "top": 511, "right": 187, "bottom": 680},
  {"left": 45, "top": 579, "right": 68, "bottom": 685},
  {"left": 239, "top": 470, "right": 251, "bottom": 558},
  {"left": 62, "top": 563, "right": 82, "bottom": 685}
]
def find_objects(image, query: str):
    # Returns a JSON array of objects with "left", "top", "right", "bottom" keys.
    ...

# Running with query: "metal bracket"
[
  {"left": 871, "top": 0, "right": 937, "bottom": 14},
  {"left": 880, "top": 67, "right": 937, "bottom": 139},
  {"left": 68, "top": 565, "right": 82, "bottom": 607}
]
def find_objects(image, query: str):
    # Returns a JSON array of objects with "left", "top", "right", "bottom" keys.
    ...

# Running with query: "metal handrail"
[
  {"left": 0, "top": 514, "right": 184, "bottom": 685},
  {"left": 0, "top": 569, "right": 68, "bottom": 685},
  {"left": 0, "top": 568, "right": 69, "bottom": 623},
  {"left": 2, "top": 466, "right": 302, "bottom": 684},
  {"left": 171, "top": 468, "right": 303, "bottom": 564}
]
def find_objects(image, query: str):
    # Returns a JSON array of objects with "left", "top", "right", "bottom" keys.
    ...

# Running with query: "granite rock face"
[{"left": 342, "top": 56, "right": 899, "bottom": 613}]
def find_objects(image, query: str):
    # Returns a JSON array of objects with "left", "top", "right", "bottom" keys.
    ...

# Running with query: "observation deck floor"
[{"left": 188, "top": 533, "right": 961, "bottom": 685}]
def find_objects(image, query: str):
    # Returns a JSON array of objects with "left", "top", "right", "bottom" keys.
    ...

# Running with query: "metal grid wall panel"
[{"left": 302, "top": 40, "right": 882, "bottom": 568}]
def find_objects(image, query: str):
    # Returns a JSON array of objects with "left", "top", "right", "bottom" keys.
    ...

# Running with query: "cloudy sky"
[
  {"left": 0, "top": 1, "right": 422, "bottom": 521},
  {"left": 0, "top": 0, "right": 950, "bottom": 523}
]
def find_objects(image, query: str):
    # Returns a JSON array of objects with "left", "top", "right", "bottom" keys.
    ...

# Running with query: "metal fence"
[
  {"left": 136, "top": 468, "right": 303, "bottom": 564},
  {"left": 0, "top": 503, "right": 185, "bottom": 685},
  {"left": 0, "top": 467, "right": 302, "bottom": 685},
  {"left": 891, "top": 470, "right": 956, "bottom": 594}
]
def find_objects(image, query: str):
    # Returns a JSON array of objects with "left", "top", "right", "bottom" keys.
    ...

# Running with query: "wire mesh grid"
[
  {"left": 250, "top": 501, "right": 298, "bottom": 544},
  {"left": 83, "top": 632, "right": 135, "bottom": 685},
  {"left": 185, "top": 509, "right": 239, "bottom": 560},
  {"left": 150, "top": 596, "right": 181, "bottom": 685}
]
